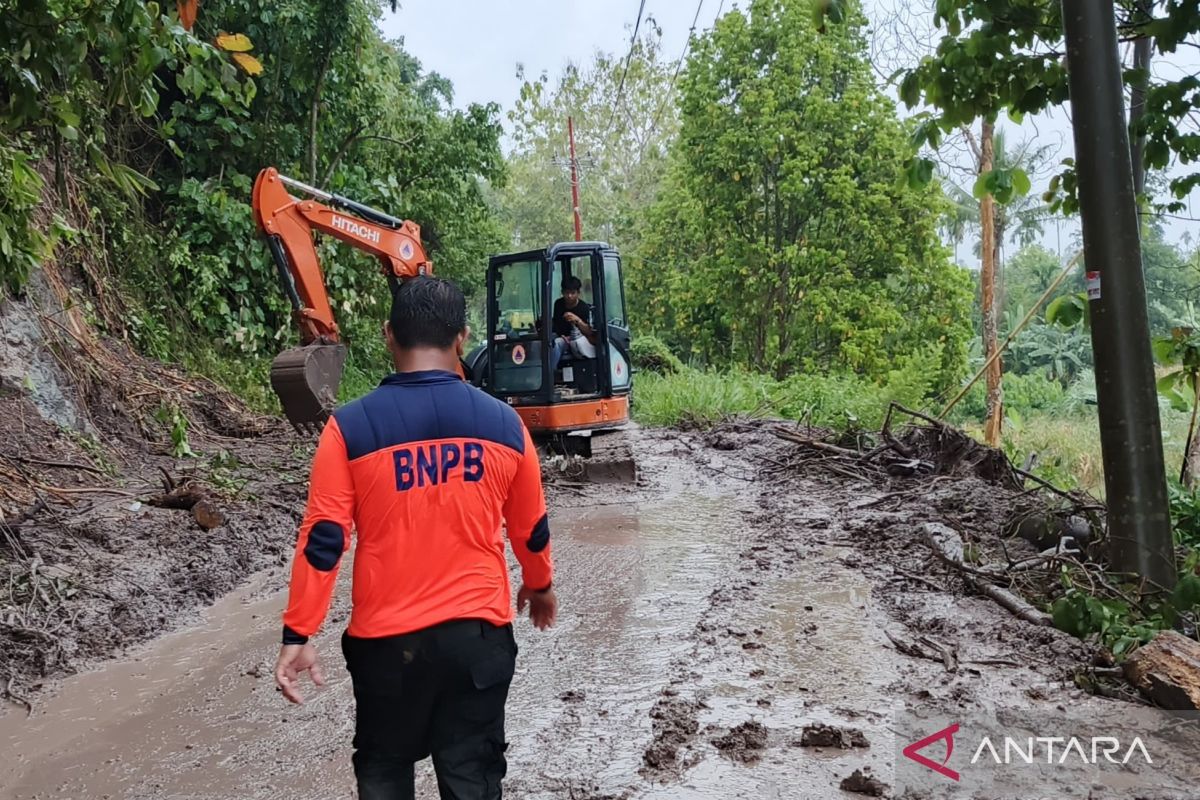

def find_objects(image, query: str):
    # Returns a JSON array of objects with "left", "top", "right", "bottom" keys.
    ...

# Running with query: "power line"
[
  {"left": 644, "top": 0, "right": 709, "bottom": 145},
  {"left": 607, "top": 0, "right": 649, "bottom": 134},
  {"left": 637, "top": 0, "right": 723, "bottom": 162}
]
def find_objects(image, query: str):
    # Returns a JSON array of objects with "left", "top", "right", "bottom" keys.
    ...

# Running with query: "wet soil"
[{"left": 1, "top": 420, "right": 1195, "bottom": 798}]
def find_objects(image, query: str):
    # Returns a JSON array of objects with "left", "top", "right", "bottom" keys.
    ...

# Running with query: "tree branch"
[
  {"left": 961, "top": 125, "right": 982, "bottom": 166},
  {"left": 320, "top": 125, "right": 366, "bottom": 188}
]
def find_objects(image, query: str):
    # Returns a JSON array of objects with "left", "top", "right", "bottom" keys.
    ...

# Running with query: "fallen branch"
[
  {"left": 0, "top": 453, "right": 105, "bottom": 475},
  {"left": 771, "top": 428, "right": 862, "bottom": 458},
  {"left": 922, "top": 523, "right": 1052, "bottom": 626},
  {"left": 972, "top": 581, "right": 1051, "bottom": 627},
  {"left": 889, "top": 568, "right": 946, "bottom": 593},
  {"left": 880, "top": 404, "right": 916, "bottom": 458},
  {"left": 3, "top": 675, "right": 33, "bottom": 717}
]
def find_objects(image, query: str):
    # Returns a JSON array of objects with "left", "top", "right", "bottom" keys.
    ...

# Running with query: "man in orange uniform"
[{"left": 273, "top": 276, "right": 558, "bottom": 800}]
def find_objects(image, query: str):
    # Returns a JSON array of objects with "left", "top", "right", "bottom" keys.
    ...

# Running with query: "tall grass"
[{"left": 632, "top": 365, "right": 1195, "bottom": 498}]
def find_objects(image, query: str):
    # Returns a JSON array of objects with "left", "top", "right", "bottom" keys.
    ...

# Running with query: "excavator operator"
[
  {"left": 273, "top": 276, "right": 559, "bottom": 800},
  {"left": 548, "top": 275, "right": 596, "bottom": 376}
]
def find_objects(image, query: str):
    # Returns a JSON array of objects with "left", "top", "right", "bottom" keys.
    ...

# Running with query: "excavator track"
[{"left": 269, "top": 344, "right": 347, "bottom": 434}]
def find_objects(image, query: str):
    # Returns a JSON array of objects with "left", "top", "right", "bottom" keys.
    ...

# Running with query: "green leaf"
[
  {"left": 1171, "top": 575, "right": 1200, "bottom": 612},
  {"left": 973, "top": 171, "right": 992, "bottom": 200},
  {"left": 1046, "top": 293, "right": 1086, "bottom": 328},
  {"left": 899, "top": 72, "right": 921, "bottom": 107},
  {"left": 1154, "top": 337, "right": 1178, "bottom": 364},
  {"left": 1157, "top": 369, "right": 1184, "bottom": 393},
  {"left": 1010, "top": 168, "right": 1031, "bottom": 197}
]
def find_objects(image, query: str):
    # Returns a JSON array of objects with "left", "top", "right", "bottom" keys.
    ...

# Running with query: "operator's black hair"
[
  {"left": 388, "top": 276, "right": 467, "bottom": 349},
  {"left": 562, "top": 275, "right": 583, "bottom": 292}
]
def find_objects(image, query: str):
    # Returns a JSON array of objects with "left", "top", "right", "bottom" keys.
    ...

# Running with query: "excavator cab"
[{"left": 466, "top": 242, "right": 633, "bottom": 461}]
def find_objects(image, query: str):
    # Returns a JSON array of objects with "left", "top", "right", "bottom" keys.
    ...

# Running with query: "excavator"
[{"left": 250, "top": 167, "right": 634, "bottom": 476}]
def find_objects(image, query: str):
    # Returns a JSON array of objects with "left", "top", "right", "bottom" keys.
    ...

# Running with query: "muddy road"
[{"left": 1, "top": 424, "right": 1195, "bottom": 799}]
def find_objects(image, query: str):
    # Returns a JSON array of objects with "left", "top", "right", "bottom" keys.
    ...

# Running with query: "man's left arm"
[{"left": 275, "top": 418, "right": 356, "bottom": 703}]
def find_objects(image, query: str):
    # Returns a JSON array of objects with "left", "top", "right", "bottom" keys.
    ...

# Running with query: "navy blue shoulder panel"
[{"left": 334, "top": 371, "right": 526, "bottom": 461}]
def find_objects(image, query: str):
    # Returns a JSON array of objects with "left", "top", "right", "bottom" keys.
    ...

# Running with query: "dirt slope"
[{"left": 0, "top": 273, "right": 306, "bottom": 702}]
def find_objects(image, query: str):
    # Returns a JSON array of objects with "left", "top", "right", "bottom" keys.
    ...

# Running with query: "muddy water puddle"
[
  {"left": 637, "top": 547, "right": 901, "bottom": 799},
  {"left": 0, "top": 490, "right": 745, "bottom": 799}
]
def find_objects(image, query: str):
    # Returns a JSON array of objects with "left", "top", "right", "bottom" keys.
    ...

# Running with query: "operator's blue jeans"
[{"left": 548, "top": 337, "right": 568, "bottom": 376}]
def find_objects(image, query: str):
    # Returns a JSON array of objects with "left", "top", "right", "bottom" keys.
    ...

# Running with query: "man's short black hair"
[
  {"left": 389, "top": 276, "right": 467, "bottom": 349},
  {"left": 562, "top": 275, "right": 582, "bottom": 292}
]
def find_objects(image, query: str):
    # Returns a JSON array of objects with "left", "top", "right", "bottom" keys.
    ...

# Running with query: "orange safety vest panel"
[{"left": 281, "top": 370, "right": 553, "bottom": 643}]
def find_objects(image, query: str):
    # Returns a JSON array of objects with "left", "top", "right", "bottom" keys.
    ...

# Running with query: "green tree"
[
  {"left": 1004, "top": 243, "right": 1078, "bottom": 317},
  {"left": 900, "top": 0, "right": 1200, "bottom": 214},
  {"left": 143, "top": 0, "right": 507, "bottom": 355},
  {"left": 499, "top": 27, "right": 679, "bottom": 251},
  {"left": 641, "top": 0, "right": 972, "bottom": 387},
  {"left": 1, "top": 0, "right": 507, "bottom": 380},
  {"left": 1143, "top": 225, "right": 1200, "bottom": 333}
]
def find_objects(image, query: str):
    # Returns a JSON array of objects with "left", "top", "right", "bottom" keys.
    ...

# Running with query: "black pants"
[{"left": 341, "top": 619, "right": 517, "bottom": 800}]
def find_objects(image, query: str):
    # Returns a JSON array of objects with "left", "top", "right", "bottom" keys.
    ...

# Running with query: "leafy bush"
[
  {"left": 949, "top": 370, "right": 1068, "bottom": 423},
  {"left": 0, "top": 141, "right": 53, "bottom": 291},
  {"left": 631, "top": 334, "right": 684, "bottom": 375}
]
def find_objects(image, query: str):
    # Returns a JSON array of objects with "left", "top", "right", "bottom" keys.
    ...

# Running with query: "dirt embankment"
[{"left": 0, "top": 272, "right": 306, "bottom": 703}]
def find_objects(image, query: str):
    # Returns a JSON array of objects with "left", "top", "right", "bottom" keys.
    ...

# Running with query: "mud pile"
[{"left": 0, "top": 268, "right": 304, "bottom": 702}]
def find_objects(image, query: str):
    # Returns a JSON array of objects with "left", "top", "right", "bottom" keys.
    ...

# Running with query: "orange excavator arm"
[
  {"left": 250, "top": 167, "right": 435, "bottom": 432},
  {"left": 251, "top": 167, "right": 431, "bottom": 344}
]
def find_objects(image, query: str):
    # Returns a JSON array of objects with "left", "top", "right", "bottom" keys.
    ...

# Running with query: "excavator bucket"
[{"left": 269, "top": 344, "right": 347, "bottom": 434}]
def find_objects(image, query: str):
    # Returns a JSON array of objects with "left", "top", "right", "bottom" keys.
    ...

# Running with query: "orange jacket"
[{"left": 281, "top": 369, "right": 553, "bottom": 643}]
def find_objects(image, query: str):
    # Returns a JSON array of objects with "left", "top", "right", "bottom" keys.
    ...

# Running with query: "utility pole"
[
  {"left": 568, "top": 116, "right": 583, "bottom": 241},
  {"left": 1062, "top": 0, "right": 1177, "bottom": 589}
]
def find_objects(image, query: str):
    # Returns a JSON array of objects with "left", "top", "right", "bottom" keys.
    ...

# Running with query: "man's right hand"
[{"left": 517, "top": 585, "right": 558, "bottom": 630}]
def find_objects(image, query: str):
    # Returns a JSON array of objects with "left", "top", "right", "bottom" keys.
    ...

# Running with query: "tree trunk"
[
  {"left": 980, "top": 120, "right": 1003, "bottom": 447},
  {"left": 1182, "top": 375, "right": 1200, "bottom": 486},
  {"left": 309, "top": 49, "right": 334, "bottom": 185}
]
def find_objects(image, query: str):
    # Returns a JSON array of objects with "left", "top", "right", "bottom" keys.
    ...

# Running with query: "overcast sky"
[{"left": 379, "top": 1, "right": 1198, "bottom": 256}]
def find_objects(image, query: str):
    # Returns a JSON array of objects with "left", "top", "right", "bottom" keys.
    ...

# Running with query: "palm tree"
[
  {"left": 942, "top": 131, "right": 1055, "bottom": 294},
  {"left": 940, "top": 128, "right": 1054, "bottom": 445}
]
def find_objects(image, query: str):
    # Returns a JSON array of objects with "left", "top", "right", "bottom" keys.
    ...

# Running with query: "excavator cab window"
[{"left": 491, "top": 257, "right": 545, "bottom": 394}]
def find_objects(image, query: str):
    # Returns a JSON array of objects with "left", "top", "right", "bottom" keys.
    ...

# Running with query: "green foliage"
[
  {"left": 499, "top": 26, "right": 677, "bottom": 273},
  {"left": 0, "top": 0, "right": 507, "bottom": 409},
  {"left": 950, "top": 370, "right": 1069, "bottom": 422},
  {"left": 972, "top": 166, "right": 1030, "bottom": 205},
  {"left": 630, "top": 335, "right": 685, "bottom": 375},
  {"left": 1168, "top": 480, "right": 1200, "bottom": 548},
  {"left": 1007, "top": 319, "right": 1092, "bottom": 386},
  {"left": 1153, "top": 326, "right": 1200, "bottom": 422},
  {"left": 640, "top": 0, "right": 972, "bottom": 388},
  {"left": 903, "top": 0, "right": 1200, "bottom": 214},
  {"left": 1050, "top": 590, "right": 1155, "bottom": 659},
  {"left": 154, "top": 402, "right": 196, "bottom": 458},
  {"left": 632, "top": 370, "right": 771, "bottom": 428},
  {"left": 1003, "top": 244, "right": 1078, "bottom": 317},
  {"left": 1045, "top": 292, "right": 1090, "bottom": 331},
  {"left": 0, "top": 143, "right": 53, "bottom": 290},
  {"left": 1143, "top": 227, "right": 1200, "bottom": 333},
  {"left": 1052, "top": 570, "right": 1200, "bottom": 660},
  {"left": 0, "top": 1, "right": 247, "bottom": 290},
  {"left": 632, "top": 352, "right": 948, "bottom": 431}
]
